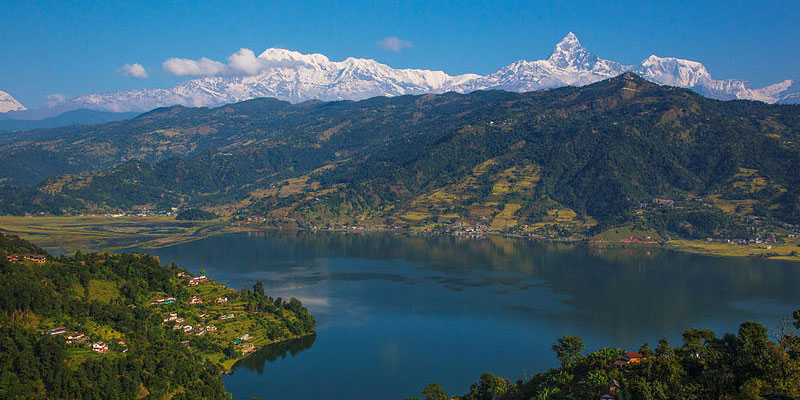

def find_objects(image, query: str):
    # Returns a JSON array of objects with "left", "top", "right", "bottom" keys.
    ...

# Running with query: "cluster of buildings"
[
  {"left": 47, "top": 327, "right": 126, "bottom": 353},
  {"left": 163, "top": 312, "right": 220, "bottom": 337},
  {"left": 187, "top": 295, "right": 227, "bottom": 305},
  {"left": 450, "top": 223, "right": 490, "bottom": 238},
  {"left": 4, "top": 254, "right": 47, "bottom": 264},
  {"left": 187, "top": 275, "right": 208, "bottom": 287},
  {"left": 99, "top": 208, "right": 176, "bottom": 218},
  {"left": 234, "top": 333, "right": 255, "bottom": 354}
]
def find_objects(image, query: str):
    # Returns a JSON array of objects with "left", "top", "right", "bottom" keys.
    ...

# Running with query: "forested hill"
[
  {"left": 2, "top": 73, "right": 800, "bottom": 240},
  {"left": 0, "top": 232, "right": 315, "bottom": 399}
]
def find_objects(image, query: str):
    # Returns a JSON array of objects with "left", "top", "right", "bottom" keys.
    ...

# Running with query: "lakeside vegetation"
[
  {"left": 0, "top": 215, "right": 238, "bottom": 252},
  {"left": 409, "top": 315, "right": 800, "bottom": 400},
  {"left": 0, "top": 232, "right": 315, "bottom": 399}
]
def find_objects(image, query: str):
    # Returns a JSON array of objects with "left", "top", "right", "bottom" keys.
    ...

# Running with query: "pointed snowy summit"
[
  {"left": 0, "top": 90, "right": 26, "bottom": 113},
  {"left": 547, "top": 32, "right": 599, "bottom": 70}
]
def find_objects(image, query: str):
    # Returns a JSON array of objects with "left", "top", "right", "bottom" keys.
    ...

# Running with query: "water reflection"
[
  {"left": 140, "top": 231, "right": 800, "bottom": 400},
  {"left": 233, "top": 335, "right": 316, "bottom": 374}
]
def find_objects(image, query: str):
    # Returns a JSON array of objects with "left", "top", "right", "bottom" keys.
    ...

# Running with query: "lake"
[{"left": 141, "top": 231, "right": 800, "bottom": 400}]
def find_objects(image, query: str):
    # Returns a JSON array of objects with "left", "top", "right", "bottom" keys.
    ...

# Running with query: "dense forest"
[
  {"left": 0, "top": 232, "right": 314, "bottom": 399},
  {"left": 1, "top": 74, "right": 799, "bottom": 241},
  {"left": 409, "top": 316, "right": 800, "bottom": 400}
]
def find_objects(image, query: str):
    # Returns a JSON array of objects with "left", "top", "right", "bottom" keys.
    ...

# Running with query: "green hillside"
[
  {"left": 1, "top": 74, "right": 799, "bottom": 243},
  {"left": 0, "top": 232, "right": 315, "bottom": 399}
]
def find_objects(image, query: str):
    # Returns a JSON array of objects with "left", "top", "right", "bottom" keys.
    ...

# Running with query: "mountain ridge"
[
  {"left": 8, "top": 33, "right": 797, "bottom": 118},
  {"left": 1, "top": 74, "right": 798, "bottom": 244}
]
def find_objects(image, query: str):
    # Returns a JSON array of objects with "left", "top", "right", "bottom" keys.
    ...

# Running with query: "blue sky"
[{"left": 2, "top": 0, "right": 799, "bottom": 108}]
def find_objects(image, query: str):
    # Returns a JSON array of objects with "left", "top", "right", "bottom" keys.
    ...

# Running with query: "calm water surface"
[{"left": 142, "top": 232, "right": 800, "bottom": 400}]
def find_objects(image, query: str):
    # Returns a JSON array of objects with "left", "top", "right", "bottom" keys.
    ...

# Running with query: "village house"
[
  {"left": 615, "top": 352, "right": 646, "bottom": 367},
  {"left": 219, "top": 313, "right": 235, "bottom": 320},
  {"left": 598, "top": 379, "right": 621, "bottom": 399},
  {"left": 91, "top": 342, "right": 108, "bottom": 353},
  {"left": 239, "top": 333, "right": 250, "bottom": 341},
  {"left": 189, "top": 295, "right": 203, "bottom": 305},
  {"left": 198, "top": 313, "right": 208, "bottom": 319},
  {"left": 151, "top": 297, "right": 176, "bottom": 305},
  {"left": 163, "top": 312, "right": 178, "bottom": 323},
  {"left": 24, "top": 254, "right": 47, "bottom": 264},
  {"left": 183, "top": 325, "right": 193, "bottom": 333},
  {"left": 216, "top": 296, "right": 228, "bottom": 304},
  {"left": 177, "top": 272, "right": 187, "bottom": 278},
  {"left": 652, "top": 198, "right": 675, "bottom": 208},
  {"left": 175, "top": 317, "right": 185, "bottom": 324},
  {"left": 48, "top": 327, "right": 67, "bottom": 335},
  {"left": 236, "top": 342, "right": 255, "bottom": 353},
  {"left": 206, "top": 325, "right": 217, "bottom": 332},
  {"left": 188, "top": 275, "right": 208, "bottom": 286},
  {"left": 65, "top": 333, "right": 87, "bottom": 344}
]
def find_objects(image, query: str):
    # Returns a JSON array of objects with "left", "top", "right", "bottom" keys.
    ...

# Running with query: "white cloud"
[
  {"left": 161, "top": 47, "right": 318, "bottom": 77},
  {"left": 46, "top": 93, "right": 66, "bottom": 107},
  {"left": 118, "top": 63, "right": 149, "bottom": 79},
  {"left": 227, "top": 48, "right": 262, "bottom": 75},
  {"left": 162, "top": 57, "right": 227, "bottom": 76},
  {"left": 377, "top": 37, "right": 412, "bottom": 52}
]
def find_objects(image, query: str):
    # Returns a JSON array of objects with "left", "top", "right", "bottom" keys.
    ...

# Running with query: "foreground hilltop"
[
  {"left": 0, "top": 232, "right": 315, "bottom": 399},
  {"left": 1, "top": 74, "right": 800, "bottom": 248}
]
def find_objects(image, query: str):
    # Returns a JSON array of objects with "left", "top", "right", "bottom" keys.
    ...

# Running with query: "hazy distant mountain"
[
  {"left": 0, "top": 109, "right": 140, "bottom": 133},
  {"left": 11, "top": 33, "right": 799, "bottom": 116},
  {"left": 0, "top": 91, "right": 26, "bottom": 113}
]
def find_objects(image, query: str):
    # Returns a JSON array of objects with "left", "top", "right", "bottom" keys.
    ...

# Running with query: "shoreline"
[
  {"left": 1, "top": 216, "right": 798, "bottom": 262},
  {"left": 223, "top": 333, "right": 317, "bottom": 372}
]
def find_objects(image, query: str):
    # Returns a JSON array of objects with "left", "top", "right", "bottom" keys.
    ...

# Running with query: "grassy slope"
[{"left": 12, "top": 253, "right": 312, "bottom": 373}]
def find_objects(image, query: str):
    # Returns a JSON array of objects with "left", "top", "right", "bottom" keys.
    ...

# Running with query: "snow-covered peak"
[
  {"left": 547, "top": 32, "right": 599, "bottom": 70},
  {"left": 0, "top": 90, "right": 26, "bottom": 113},
  {"left": 257, "top": 48, "right": 331, "bottom": 67},
  {"left": 639, "top": 55, "right": 712, "bottom": 87},
  {"left": 22, "top": 34, "right": 795, "bottom": 116}
]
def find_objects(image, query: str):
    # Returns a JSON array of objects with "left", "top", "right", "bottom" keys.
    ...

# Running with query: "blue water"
[{"left": 141, "top": 232, "right": 800, "bottom": 400}]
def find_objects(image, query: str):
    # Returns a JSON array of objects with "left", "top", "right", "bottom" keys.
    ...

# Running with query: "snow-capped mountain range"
[
  {"left": 0, "top": 91, "right": 26, "bottom": 113},
  {"left": 3, "top": 33, "right": 798, "bottom": 115}
]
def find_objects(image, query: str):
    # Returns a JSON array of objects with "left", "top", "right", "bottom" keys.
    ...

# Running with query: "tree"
[
  {"left": 421, "top": 383, "right": 448, "bottom": 400},
  {"left": 465, "top": 373, "right": 508, "bottom": 400},
  {"left": 735, "top": 321, "right": 770, "bottom": 381},
  {"left": 552, "top": 334, "right": 584, "bottom": 367},
  {"left": 655, "top": 338, "right": 674, "bottom": 358},
  {"left": 253, "top": 281, "right": 265, "bottom": 298},
  {"left": 639, "top": 342, "right": 654, "bottom": 358}
]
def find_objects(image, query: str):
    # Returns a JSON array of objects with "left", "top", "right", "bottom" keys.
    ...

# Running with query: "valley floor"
[{"left": 1, "top": 215, "right": 799, "bottom": 262}]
